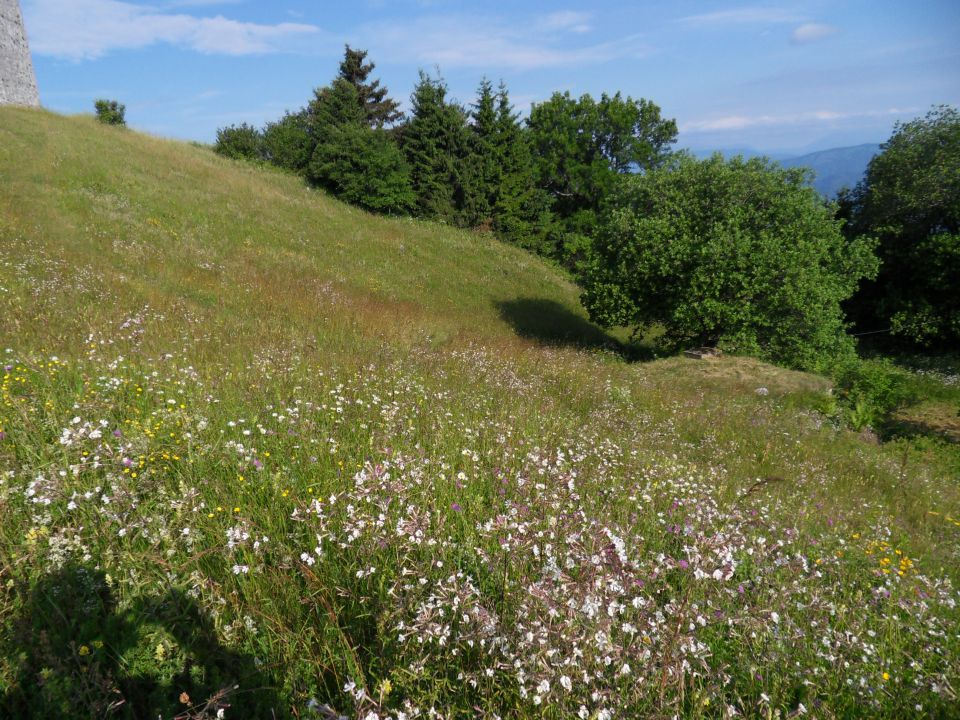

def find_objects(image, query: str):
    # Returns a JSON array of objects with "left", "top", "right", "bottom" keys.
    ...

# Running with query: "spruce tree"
[
  {"left": 491, "top": 82, "right": 554, "bottom": 252},
  {"left": 305, "top": 79, "right": 414, "bottom": 214},
  {"left": 337, "top": 46, "right": 403, "bottom": 128},
  {"left": 401, "top": 71, "right": 469, "bottom": 221},
  {"left": 306, "top": 78, "right": 365, "bottom": 133},
  {"left": 463, "top": 78, "right": 501, "bottom": 226}
]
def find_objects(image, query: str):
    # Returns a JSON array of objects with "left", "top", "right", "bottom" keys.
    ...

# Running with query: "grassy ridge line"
[{"left": 0, "top": 107, "right": 597, "bottom": 360}]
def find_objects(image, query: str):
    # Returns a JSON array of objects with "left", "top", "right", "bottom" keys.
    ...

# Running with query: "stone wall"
[{"left": 0, "top": 0, "right": 40, "bottom": 107}]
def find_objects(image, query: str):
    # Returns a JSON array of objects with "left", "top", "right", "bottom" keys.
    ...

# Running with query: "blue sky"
[{"left": 22, "top": 0, "right": 960, "bottom": 154}]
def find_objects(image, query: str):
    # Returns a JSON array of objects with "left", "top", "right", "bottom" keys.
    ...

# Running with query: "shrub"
[
  {"left": 214, "top": 123, "right": 263, "bottom": 162},
  {"left": 581, "top": 153, "right": 879, "bottom": 370},
  {"left": 262, "top": 111, "right": 314, "bottom": 172},
  {"left": 93, "top": 99, "right": 125, "bottom": 126},
  {"left": 832, "top": 358, "right": 917, "bottom": 431}
]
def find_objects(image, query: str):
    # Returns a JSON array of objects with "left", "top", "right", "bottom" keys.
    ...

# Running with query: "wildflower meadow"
[{"left": 1, "top": 108, "right": 958, "bottom": 718}]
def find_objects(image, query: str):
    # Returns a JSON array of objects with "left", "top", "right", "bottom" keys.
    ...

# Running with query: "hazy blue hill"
[
  {"left": 686, "top": 144, "right": 880, "bottom": 198},
  {"left": 781, "top": 143, "right": 880, "bottom": 198}
]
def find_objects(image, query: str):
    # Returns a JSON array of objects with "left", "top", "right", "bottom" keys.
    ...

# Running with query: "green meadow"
[{"left": 1, "top": 107, "right": 958, "bottom": 719}]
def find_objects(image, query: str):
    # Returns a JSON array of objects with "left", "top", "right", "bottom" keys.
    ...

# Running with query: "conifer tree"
[
  {"left": 337, "top": 45, "right": 403, "bottom": 127},
  {"left": 305, "top": 79, "right": 414, "bottom": 214},
  {"left": 463, "top": 78, "right": 501, "bottom": 226},
  {"left": 306, "top": 78, "right": 366, "bottom": 133},
  {"left": 401, "top": 71, "right": 470, "bottom": 221},
  {"left": 491, "top": 82, "right": 554, "bottom": 252}
]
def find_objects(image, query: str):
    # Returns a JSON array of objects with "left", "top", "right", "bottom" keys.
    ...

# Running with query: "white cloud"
[
  {"left": 540, "top": 11, "right": 593, "bottom": 34},
  {"left": 791, "top": 23, "right": 838, "bottom": 44},
  {"left": 683, "top": 107, "right": 913, "bottom": 133},
  {"left": 679, "top": 7, "right": 802, "bottom": 26},
  {"left": 24, "top": 0, "right": 320, "bottom": 61},
  {"left": 362, "top": 13, "right": 648, "bottom": 71}
]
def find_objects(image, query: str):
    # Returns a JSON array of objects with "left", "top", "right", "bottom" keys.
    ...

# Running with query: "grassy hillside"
[{"left": 1, "top": 108, "right": 958, "bottom": 719}]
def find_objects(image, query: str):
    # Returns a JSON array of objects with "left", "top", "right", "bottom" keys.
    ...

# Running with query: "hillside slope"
[
  {"left": 1, "top": 109, "right": 957, "bottom": 719},
  {"left": 781, "top": 143, "right": 880, "bottom": 197},
  {"left": 0, "top": 107, "right": 606, "bottom": 360}
]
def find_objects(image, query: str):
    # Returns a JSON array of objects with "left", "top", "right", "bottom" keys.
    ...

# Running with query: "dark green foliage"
[
  {"left": 214, "top": 123, "right": 263, "bottom": 161},
  {"left": 1, "top": 565, "right": 281, "bottom": 718},
  {"left": 306, "top": 80, "right": 414, "bottom": 214},
  {"left": 401, "top": 71, "right": 471, "bottom": 222},
  {"left": 489, "top": 83, "right": 556, "bottom": 253},
  {"left": 581, "top": 154, "right": 879, "bottom": 370},
  {"left": 337, "top": 45, "right": 403, "bottom": 128},
  {"left": 93, "top": 99, "right": 126, "bottom": 126},
  {"left": 461, "top": 78, "right": 500, "bottom": 226},
  {"left": 306, "top": 78, "right": 366, "bottom": 134},
  {"left": 459, "top": 79, "right": 552, "bottom": 248},
  {"left": 527, "top": 92, "right": 677, "bottom": 264},
  {"left": 308, "top": 124, "right": 415, "bottom": 214},
  {"left": 262, "top": 111, "right": 313, "bottom": 172},
  {"left": 842, "top": 105, "right": 960, "bottom": 349}
]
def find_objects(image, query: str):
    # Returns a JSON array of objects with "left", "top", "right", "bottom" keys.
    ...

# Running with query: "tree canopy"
[
  {"left": 527, "top": 92, "right": 677, "bottom": 263},
  {"left": 400, "top": 71, "right": 470, "bottom": 221},
  {"left": 337, "top": 45, "right": 403, "bottom": 127},
  {"left": 582, "top": 154, "right": 878, "bottom": 370},
  {"left": 841, "top": 105, "right": 960, "bottom": 349}
]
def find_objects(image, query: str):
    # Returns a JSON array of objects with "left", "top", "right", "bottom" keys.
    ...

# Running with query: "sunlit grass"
[{"left": 1, "top": 108, "right": 958, "bottom": 719}]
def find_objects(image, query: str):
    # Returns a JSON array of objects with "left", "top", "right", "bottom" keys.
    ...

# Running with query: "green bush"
[
  {"left": 581, "top": 153, "right": 879, "bottom": 370},
  {"left": 214, "top": 123, "right": 263, "bottom": 162},
  {"left": 832, "top": 359, "right": 917, "bottom": 430},
  {"left": 262, "top": 111, "right": 314, "bottom": 172},
  {"left": 93, "top": 99, "right": 125, "bottom": 126}
]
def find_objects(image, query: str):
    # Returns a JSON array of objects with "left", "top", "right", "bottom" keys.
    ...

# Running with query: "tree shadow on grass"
[
  {"left": 1, "top": 564, "right": 284, "bottom": 719},
  {"left": 495, "top": 297, "right": 654, "bottom": 361}
]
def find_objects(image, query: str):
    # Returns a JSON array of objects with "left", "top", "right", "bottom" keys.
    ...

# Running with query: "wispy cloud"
[
  {"left": 162, "top": 0, "right": 245, "bottom": 8},
  {"left": 678, "top": 7, "right": 802, "bottom": 26},
  {"left": 540, "top": 11, "right": 593, "bottom": 34},
  {"left": 791, "top": 23, "right": 838, "bottom": 44},
  {"left": 683, "top": 107, "right": 915, "bottom": 133},
  {"left": 362, "top": 12, "right": 649, "bottom": 71},
  {"left": 24, "top": 0, "right": 321, "bottom": 61}
]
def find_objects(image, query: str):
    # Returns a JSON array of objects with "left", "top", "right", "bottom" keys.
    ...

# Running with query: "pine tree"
[
  {"left": 306, "top": 78, "right": 365, "bottom": 133},
  {"left": 463, "top": 78, "right": 501, "bottom": 226},
  {"left": 491, "top": 82, "right": 554, "bottom": 252},
  {"left": 337, "top": 46, "right": 403, "bottom": 128},
  {"left": 304, "top": 78, "right": 414, "bottom": 214},
  {"left": 401, "top": 71, "right": 469, "bottom": 221}
]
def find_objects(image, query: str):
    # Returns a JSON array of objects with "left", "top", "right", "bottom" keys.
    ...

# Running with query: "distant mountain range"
[
  {"left": 780, "top": 144, "right": 880, "bottom": 198},
  {"left": 688, "top": 144, "right": 881, "bottom": 198}
]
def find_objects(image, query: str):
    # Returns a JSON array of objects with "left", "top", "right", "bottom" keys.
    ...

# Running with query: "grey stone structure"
[{"left": 0, "top": 0, "right": 40, "bottom": 107}]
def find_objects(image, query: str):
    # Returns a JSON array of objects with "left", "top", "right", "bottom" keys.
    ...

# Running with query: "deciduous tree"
[{"left": 582, "top": 154, "right": 878, "bottom": 370}]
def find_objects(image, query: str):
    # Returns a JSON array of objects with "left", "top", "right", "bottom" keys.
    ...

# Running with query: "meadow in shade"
[{"left": 1, "top": 107, "right": 958, "bottom": 719}]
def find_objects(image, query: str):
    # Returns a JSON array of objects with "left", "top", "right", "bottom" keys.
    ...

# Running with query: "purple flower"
[
  {"left": 678, "top": 559, "right": 689, "bottom": 570},
  {"left": 122, "top": 457, "right": 133, "bottom": 468},
  {"left": 253, "top": 458, "right": 264, "bottom": 470},
  {"left": 113, "top": 429, "right": 122, "bottom": 438},
  {"left": 450, "top": 502, "right": 462, "bottom": 512}
]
